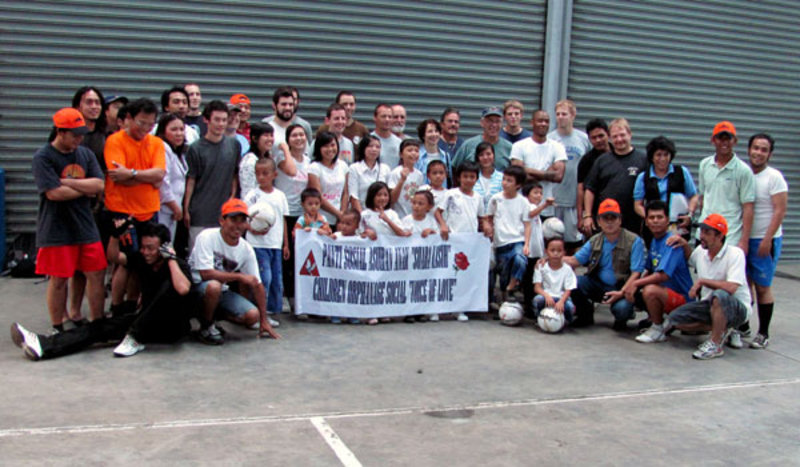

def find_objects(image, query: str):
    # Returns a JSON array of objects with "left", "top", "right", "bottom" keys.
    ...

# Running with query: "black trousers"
[{"left": 38, "top": 287, "right": 197, "bottom": 359}]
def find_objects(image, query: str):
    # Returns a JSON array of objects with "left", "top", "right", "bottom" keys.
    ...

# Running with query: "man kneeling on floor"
[
  {"left": 12, "top": 223, "right": 196, "bottom": 359},
  {"left": 189, "top": 198, "right": 281, "bottom": 344},
  {"left": 666, "top": 214, "right": 752, "bottom": 360},
  {"left": 630, "top": 200, "right": 694, "bottom": 343}
]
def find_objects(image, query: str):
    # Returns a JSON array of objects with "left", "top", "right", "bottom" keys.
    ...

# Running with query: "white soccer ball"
[
  {"left": 542, "top": 217, "right": 566, "bottom": 240},
  {"left": 537, "top": 307, "right": 566, "bottom": 333},
  {"left": 249, "top": 202, "right": 277, "bottom": 232},
  {"left": 499, "top": 301, "right": 524, "bottom": 326}
]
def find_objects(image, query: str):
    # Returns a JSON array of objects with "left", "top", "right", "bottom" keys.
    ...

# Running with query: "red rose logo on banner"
[{"left": 453, "top": 252, "right": 470, "bottom": 272}]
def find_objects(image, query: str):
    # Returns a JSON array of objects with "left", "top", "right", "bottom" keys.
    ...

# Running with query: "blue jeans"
[
  {"left": 495, "top": 242, "right": 527, "bottom": 290},
  {"left": 533, "top": 295, "right": 575, "bottom": 322},
  {"left": 254, "top": 248, "right": 283, "bottom": 314},
  {"left": 572, "top": 274, "right": 635, "bottom": 324}
]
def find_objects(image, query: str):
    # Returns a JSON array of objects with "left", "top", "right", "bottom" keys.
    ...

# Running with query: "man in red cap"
[
  {"left": 230, "top": 93, "right": 252, "bottom": 140},
  {"left": 663, "top": 214, "right": 751, "bottom": 360},
  {"left": 564, "top": 198, "right": 646, "bottom": 329},
  {"left": 696, "top": 121, "right": 755, "bottom": 253},
  {"left": 188, "top": 198, "right": 281, "bottom": 344},
  {"left": 32, "top": 108, "right": 107, "bottom": 332}
]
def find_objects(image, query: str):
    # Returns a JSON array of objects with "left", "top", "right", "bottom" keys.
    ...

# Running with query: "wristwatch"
[{"left": 131, "top": 169, "right": 138, "bottom": 180}]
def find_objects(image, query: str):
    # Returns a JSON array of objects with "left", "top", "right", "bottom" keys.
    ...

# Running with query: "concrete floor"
[{"left": 2, "top": 263, "right": 799, "bottom": 466}]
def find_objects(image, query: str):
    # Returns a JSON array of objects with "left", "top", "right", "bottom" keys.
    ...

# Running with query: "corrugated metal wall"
[
  {"left": 0, "top": 0, "right": 546, "bottom": 236},
  {"left": 568, "top": 0, "right": 800, "bottom": 258}
]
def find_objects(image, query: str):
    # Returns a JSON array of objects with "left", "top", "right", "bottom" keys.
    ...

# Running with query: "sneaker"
[
  {"left": 198, "top": 324, "right": 224, "bottom": 345},
  {"left": 113, "top": 334, "right": 145, "bottom": 357},
  {"left": 429, "top": 314, "right": 439, "bottom": 322},
  {"left": 268, "top": 316, "right": 281, "bottom": 327},
  {"left": 330, "top": 316, "right": 342, "bottom": 324},
  {"left": 637, "top": 318, "right": 652, "bottom": 330},
  {"left": 726, "top": 329, "right": 743, "bottom": 349},
  {"left": 404, "top": 316, "right": 415, "bottom": 323},
  {"left": 415, "top": 315, "right": 428, "bottom": 323},
  {"left": 366, "top": 318, "right": 378, "bottom": 325},
  {"left": 248, "top": 321, "right": 260, "bottom": 330},
  {"left": 296, "top": 313, "right": 309, "bottom": 321},
  {"left": 348, "top": 318, "right": 361, "bottom": 324},
  {"left": 456, "top": 313, "right": 469, "bottom": 322},
  {"left": 739, "top": 327, "right": 753, "bottom": 338},
  {"left": 10, "top": 323, "right": 42, "bottom": 361},
  {"left": 693, "top": 339, "right": 724, "bottom": 360},
  {"left": 750, "top": 333, "right": 770, "bottom": 349},
  {"left": 635, "top": 324, "right": 666, "bottom": 343}
]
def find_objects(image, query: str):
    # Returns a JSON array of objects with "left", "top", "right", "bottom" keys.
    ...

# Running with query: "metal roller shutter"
[
  {"left": 0, "top": 0, "right": 546, "bottom": 237},
  {"left": 568, "top": 0, "right": 800, "bottom": 258}
]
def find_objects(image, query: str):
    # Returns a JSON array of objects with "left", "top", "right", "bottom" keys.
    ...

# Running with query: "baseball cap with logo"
[
  {"left": 221, "top": 198, "right": 249, "bottom": 218},
  {"left": 481, "top": 106, "right": 503, "bottom": 118},
  {"left": 230, "top": 93, "right": 251, "bottom": 106},
  {"left": 712, "top": 121, "right": 736, "bottom": 138},
  {"left": 697, "top": 213, "right": 728, "bottom": 236},
  {"left": 53, "top": 108, "right": 89, "bottom": 135},
  {"left": 597, "top": 198, "right": 621, "bottom": 217}
]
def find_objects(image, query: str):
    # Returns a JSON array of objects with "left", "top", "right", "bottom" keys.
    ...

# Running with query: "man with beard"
[
  {"left": 438, "top": 107, "right": 464, "bottom": 158},
  {"left": 262, "top": 86, "right": 312, "bottom": 143},
  {"left": 583, "top": 118, "right": 647, "bottom": 234},
  {"left": 391, "top": 104, "right": 409, "bottom": 139}
]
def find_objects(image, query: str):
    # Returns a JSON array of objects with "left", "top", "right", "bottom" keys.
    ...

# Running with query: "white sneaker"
[
  {"left": 10, "top": 323, "right": 43, "bottom": 361},
  {"left": 726, "top": 329, "right": 743, "bottom": 349},
  {"left": 113, "top": 334, "right": 145, "bottom": 357},
  {"left": 429, "top": 314, "right": 439, "bottom": 322},
  {"left": 267, "top": 316, "right": 280, "bottom": 328},
  {"left": 456, "top": 313, "right": 469, "bottom": 322},
  {"left": 636, "top": 324, "right": 666, "bottom": 343}
]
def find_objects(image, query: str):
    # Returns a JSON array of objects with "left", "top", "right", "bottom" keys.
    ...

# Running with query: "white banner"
[{"left": 294, "top": 230, "right": 490, "bottom": 317}]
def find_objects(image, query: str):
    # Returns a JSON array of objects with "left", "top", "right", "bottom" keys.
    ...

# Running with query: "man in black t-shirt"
[
  {"left": 11, "top": 224, "right": 197, "bottom": 360},
  {"left": 576, "top": 118, "right": 610, "bottom": 236},
  {"left": 582, "top": 118, "right": 647, "bottom": 234}
]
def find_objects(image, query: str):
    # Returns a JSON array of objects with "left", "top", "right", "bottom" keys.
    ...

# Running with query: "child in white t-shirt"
[
  {"left": 487, "top": 166, "right": 530, "bottom": 300},
  {"left": 534, "top": 237, "right": 577, "bottom": 323},
  {"left": 435, "top": 160, "right": 490, "bottom": 321},
  {"left": 418, "top": 159, "right": 448, "bottom": 207},
  {"left": 361, "top": 181, "right": 408, "bottom": 239},
  {"left": 244, "top": 158, "right": 290, "bottom": 317},
  {"left": 388, "top": 139, "right": 424, "bottom": 218},
  {"left": 402, "top": 190, "right": 438, "bottom": 237},
  {"left": 521, "top": 182, "right": 554, "bottom": 314},
  {"left": 329, "top": 208, "right": 363, "bottom": 324}
]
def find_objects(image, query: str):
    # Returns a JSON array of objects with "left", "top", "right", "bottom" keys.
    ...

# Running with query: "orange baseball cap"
[
  {"left": 53, "top": 108, "right": 89, "bottom": 134},
  {"left": 221, "top": 198, "right": 249, "bottom": 218},
  {"left": 597, "top": 198, "right": 621, "bottom": 217},
  {"left": 230, "top": 93, "right": 251, "bottom": 105},
  {"left": 712, "top": 121, "right": 736, "bottom": 137},
  {"left": 698, "top": 213, "right": 728, "bottom": 236}
]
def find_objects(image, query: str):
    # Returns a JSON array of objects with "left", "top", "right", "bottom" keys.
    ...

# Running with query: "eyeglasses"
[{"left": 134, "top": 119, "right": 156, "bottom": 130}]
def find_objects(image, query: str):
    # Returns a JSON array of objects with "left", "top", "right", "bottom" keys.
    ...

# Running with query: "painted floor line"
[
  {"left": 310, "top": 417, "right": 363, "bottom": 467},
  {"left": 1, "top": 377, "right": 797, "bottom": 439}
]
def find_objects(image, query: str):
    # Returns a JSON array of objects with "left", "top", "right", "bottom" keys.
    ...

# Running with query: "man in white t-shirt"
[
  {"left": 313, "top": 103, "right": 355, "bottom": 165},
  {"left": 547, "top": 99, "right": 591, "bottom": 247},
  {"left": 744, "top": 133, "right": 787, "bottom": 349},
  {"left": 666, "top": 214, "right": 751, "bottom": 360},
  {"left": 189, "top": 199, "right": 281, "bottom": 345},
  {"left": 371, "top": 103, "right": 402, "bottom": 168},
  {"left": 262, "top": 86, "right": 312, "bottom": 145},
  {"left": 510, "top": 109, "right": 567, "bottom": 218}
]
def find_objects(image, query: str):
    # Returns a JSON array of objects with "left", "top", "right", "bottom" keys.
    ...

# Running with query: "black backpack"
[{"left": 3, "top": 233, "right": 43, "bottom": 278}]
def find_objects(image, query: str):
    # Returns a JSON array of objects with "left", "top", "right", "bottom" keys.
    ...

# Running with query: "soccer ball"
[
  {"left": 542, "top": 217, "right": 565, "bottom": 240},
  {"left": 537, "top": 307, "right": 566, "bottom": 333},
  {"left": 499, "top": 301, "right": 523, "bottom": 326},
  {"left": 249, "top": 202, "right": 277, "bottom": 232}
]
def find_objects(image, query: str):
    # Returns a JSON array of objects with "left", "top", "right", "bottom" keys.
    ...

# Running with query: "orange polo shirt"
[{"left": 104, "top": 131, "right": 166, "bottom": 220}]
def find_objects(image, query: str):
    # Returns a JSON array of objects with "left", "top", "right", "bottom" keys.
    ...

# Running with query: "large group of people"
[{"left": 8, "top": 83, "right": 787, "bottom": 363}]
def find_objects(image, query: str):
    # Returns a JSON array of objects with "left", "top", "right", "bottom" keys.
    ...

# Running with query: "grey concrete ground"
[{"left": 2, "top": 263, "right": 799, "bottom": 466}]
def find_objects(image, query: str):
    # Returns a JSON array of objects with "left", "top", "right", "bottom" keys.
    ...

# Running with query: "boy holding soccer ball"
[{"left": 534, "top": 237, "right": 577, "bottom": 322}]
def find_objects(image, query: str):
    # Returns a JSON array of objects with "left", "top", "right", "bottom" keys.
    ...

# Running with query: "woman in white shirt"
[
  {"left": 348, "top": 135, "right": 390, "bottom": 212},
  {"left": 155, "top": 113, "right": 188, "bottom": 240},
  {"left": 307, "top": 131, "right": 349, "bottom": 228}
]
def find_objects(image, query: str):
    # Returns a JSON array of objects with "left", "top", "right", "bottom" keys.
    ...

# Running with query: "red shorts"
[
  {"left": 35, "top": 242, "right": 107, "bottom": 278},
  {"left": 664, "top": 288, "right": 687, "bottom": 314}
]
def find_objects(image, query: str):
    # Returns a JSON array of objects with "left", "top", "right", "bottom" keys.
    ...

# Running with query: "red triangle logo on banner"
[{"left": 299, "top": 251, "right": 320, "bottom": 276}]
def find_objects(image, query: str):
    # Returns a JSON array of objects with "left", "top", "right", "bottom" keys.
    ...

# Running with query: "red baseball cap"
[
  {"left": 597, "top": 198, "right": 621, "bottom": 217},
  {"left": 53, "top": 108, "right": 89, "bottom": 134},
  {"left": 698, "top": 213, "right": 728, "bottom": 236},
  {"left": 712, "top": 121, "right": 736, "bottom": 138},
  {"left": 230, "top": 93, "right": 251, "bottom": 106},
  {"left": 221, "top": 198, "right": 249, "bottom": 218}
]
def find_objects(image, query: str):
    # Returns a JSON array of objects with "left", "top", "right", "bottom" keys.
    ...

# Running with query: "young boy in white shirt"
[
  {"left": 435, "top": 160, "right": 490, "bottom": 321},
  {"left": 243, "top": 158, "right": 290, "bottom": 319},
  {"left": 534, "top": 237, "right": 577, "bottom": 323},
  {"left": 487, "top": 166, "right": 530, "bottom": 301}
]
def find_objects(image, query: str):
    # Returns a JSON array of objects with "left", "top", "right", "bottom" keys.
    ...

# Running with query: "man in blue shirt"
[
  {"left": 629, "top": 200, "right": 694, "bottom": 343},
  {"left": 565, "top": 198, "right": 646, "bottom": 329}
]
